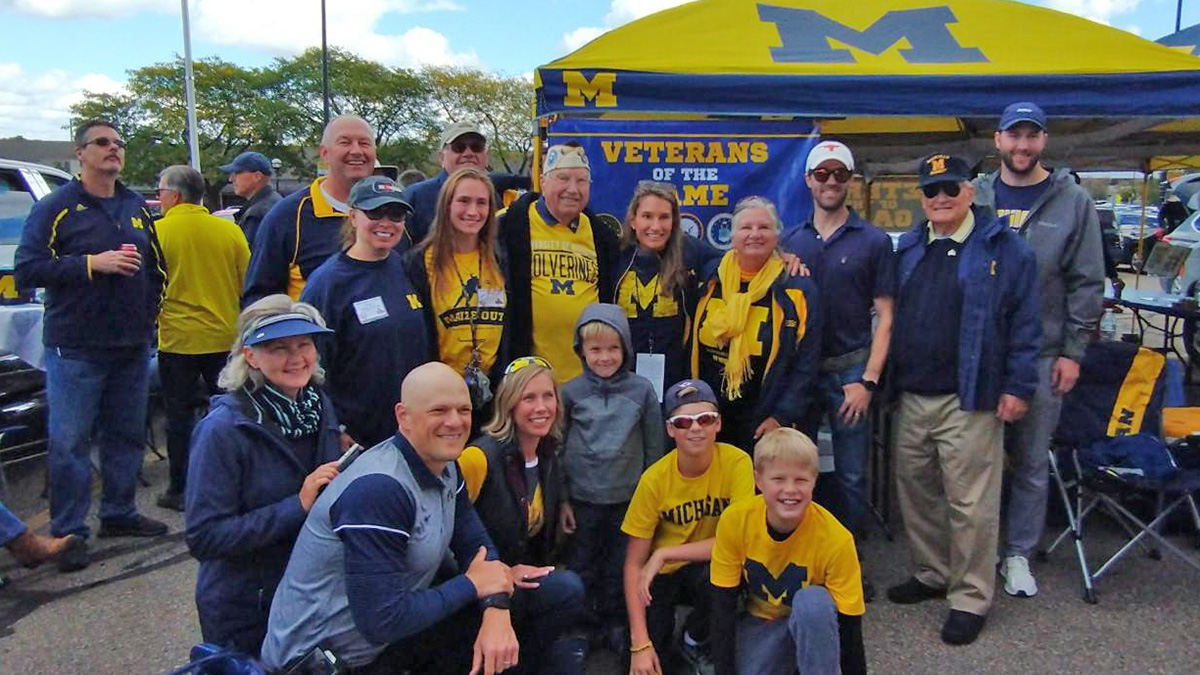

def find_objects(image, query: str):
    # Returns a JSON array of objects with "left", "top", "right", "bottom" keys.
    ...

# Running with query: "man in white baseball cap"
[{"left": 783, "top": 140, "right": 896, "bottom": 602}]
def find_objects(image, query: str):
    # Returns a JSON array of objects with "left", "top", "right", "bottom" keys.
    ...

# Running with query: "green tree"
[{"left": 421, "top": 66, "right": 535, "bottom": 174}]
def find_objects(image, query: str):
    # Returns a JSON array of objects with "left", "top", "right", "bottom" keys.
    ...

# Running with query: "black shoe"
[
  {"left": 98, "top": 514, "right": 169, "bottom": 538},
  {"left": 156, "top": 490, "right": 185, "bottom": 512},
  {"left": 57, "top": 539, "right": 90, "bottom": 573},
  {"left": 886, "top": 577, "right": 946, "bottom": 604},
  {"left": 941, "top": 609, "right": 986, "bottom": 645}
]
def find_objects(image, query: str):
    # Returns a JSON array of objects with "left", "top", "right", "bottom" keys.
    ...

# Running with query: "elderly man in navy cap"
[
  {"left": 887, "top": 153, "right": 1041, "bottom": 646},
  {"left": 221, "top": 151, "right": 281, "bottom": 246}
]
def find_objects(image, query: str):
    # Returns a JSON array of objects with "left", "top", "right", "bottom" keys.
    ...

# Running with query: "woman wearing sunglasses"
[
  {"left": 300, "top": 176, "right": 434, "bottom": 449},
  {"left": 185, "top": 295, "right": 343, "bottom": 657},
  {"left": 455, "top": 356, "right": 588, "bottom": 673},
  {"left": 405, "top": 167, "right": 509, "bottom": 426},
  {"left": 690, "top": 196, "right": 822, "bottom": 454}
]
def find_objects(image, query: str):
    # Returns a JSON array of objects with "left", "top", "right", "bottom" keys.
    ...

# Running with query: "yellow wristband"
[{"left": 630, "top": 641, "right": 653, "bottom": 654}]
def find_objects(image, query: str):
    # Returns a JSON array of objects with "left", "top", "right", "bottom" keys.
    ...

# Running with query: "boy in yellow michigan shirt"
[
  {"left": 710, "top": 428, "right": 866, "bottom": 675},
  {"left": 621, "top": 379, "right": 754, "bottom": 675}
]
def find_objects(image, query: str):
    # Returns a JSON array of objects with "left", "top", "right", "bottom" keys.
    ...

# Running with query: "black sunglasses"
[
  {"left": 921, "top": 182, "right": 962, "bottom": 199},
  {"left": 809, "top": 167, "right": 852, "bottom": 184},
  {"left": 82, "top": 137, "right": 126, "bottom": 149},
  {"left": 362, "top": 204, "right": 409, "bottom": 222},
  {"left": 449, "top": 138, "right": 486, "bottom": 154}
]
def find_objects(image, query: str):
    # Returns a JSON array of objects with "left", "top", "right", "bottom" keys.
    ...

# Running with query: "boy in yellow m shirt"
[
  {"left": 621, "top": 379, "right": 754, "bottom": 675},
  {"left": 710, "top": 428, "right": 866, "bottom": 675}
]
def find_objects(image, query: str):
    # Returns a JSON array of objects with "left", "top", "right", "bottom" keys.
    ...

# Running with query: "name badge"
[
  {"left": 478, "top": 288, "right": 506, "bottom": 308},
  {"left": 636, "top": 353, "right": 666, "bottom": 402},
  {"left": 353, "top": 296, "right": 389, "bottom": 325}
]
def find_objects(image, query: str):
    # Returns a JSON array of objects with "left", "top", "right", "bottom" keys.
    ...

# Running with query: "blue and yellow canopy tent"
[{"left": 533, "top": 0, "right": 1200, "bottom": 173}]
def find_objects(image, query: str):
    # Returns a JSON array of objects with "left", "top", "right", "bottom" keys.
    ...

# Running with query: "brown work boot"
[{"left": 7, "top": 531, "right": 85, "bottom": 569}]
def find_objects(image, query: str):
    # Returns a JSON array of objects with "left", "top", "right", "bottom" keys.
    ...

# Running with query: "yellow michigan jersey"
[
  {"left": 528, "top": 203, "right": 599, "bottom": 382},
  {"left": 711, "top": 495, "right": 864, "bottom": 620},
  {"left": 620, "top": 442, "right": 754, "bottom": 575}
]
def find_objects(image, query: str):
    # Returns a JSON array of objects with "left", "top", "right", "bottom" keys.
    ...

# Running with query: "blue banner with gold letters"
[{"left": 546, "top": 118, "right": 818, "bottom": 249}]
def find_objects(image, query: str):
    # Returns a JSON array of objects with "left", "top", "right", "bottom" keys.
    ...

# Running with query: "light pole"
[
  {"left": 1177, "top": 0, "right": 1184, "bottom": 33},
  {"left": 321, "top": 0, "right": 331, "bottom": 126},
  {"left": 271, "top": 158, "right": 282, "bottom": 192},
  {"left": 181, "top": 0, "right": 201, "bottom": 171}
]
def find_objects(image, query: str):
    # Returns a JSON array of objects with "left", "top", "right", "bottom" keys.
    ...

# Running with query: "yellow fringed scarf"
[{"left": 707, "top": 251, "right": 784, "bottom": 400}]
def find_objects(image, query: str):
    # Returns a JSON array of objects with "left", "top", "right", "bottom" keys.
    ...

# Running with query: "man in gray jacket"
[
  {"left": 561, "top": 302, "right": 664, "bottom": 644},
  {"left": 973, "top": 101, "right": 1104, "bottom": 598}
]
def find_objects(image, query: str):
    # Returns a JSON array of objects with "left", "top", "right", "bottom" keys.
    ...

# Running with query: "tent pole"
[{"left": 1134, "top": 171, "right": 1149, "bottom": 289}]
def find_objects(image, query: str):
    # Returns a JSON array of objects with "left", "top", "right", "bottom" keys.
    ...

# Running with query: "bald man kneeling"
[{"left": 262, "top": 363, "right": 521, "bottom": 674}]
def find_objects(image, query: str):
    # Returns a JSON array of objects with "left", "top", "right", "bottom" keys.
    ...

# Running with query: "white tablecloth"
[{"left": 0, "top": 303, "right": 45, "bottom": 370}]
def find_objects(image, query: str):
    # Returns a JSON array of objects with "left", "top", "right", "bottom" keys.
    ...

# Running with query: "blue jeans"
[
  {"left": 1, "top": 499, "right": 27, "bottom": 547},
  {"left": 735, "top": 586, "right": 840, "bottom": 675},
  {"left": 569, "top": 500, "right": 628, "bottom": 621},
  {"left": 802, "top": 361, "right": 871, "bottom": 536},
  {"left": 45, "top": 347, "right": 151, "bottom": 538}
]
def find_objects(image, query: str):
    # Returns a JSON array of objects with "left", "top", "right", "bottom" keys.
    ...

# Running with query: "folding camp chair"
[{"left": 1041, "top": 341, "right": 1200, "bottom": 603}]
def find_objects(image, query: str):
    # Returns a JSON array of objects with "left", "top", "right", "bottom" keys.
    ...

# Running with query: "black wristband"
[
  {"left": 860, "top": 378, "right": 878, "bottom": 392},
  {"left": 480, "top": 592, "right": 511, "bottom": 611}
]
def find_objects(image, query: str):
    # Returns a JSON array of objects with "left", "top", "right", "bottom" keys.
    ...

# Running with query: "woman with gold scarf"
[{"left": 690, "top": 196, "right": 822, "bottom": 454}]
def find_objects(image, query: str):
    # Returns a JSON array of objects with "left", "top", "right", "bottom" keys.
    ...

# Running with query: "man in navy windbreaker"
[
  {"left": 885, "top": 154, "right": 1040, "bottom": 647},
  {"left": 15, "top": 119, "right": 169, "bottom": 572}
]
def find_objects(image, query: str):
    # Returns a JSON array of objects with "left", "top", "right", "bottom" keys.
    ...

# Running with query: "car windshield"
[{"left": 0, "top": 170, "right": 35, "bottom": 246}]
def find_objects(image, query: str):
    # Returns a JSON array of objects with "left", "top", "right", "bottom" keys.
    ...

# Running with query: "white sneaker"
[{"left": 1001, "top": 555, "right": 1039, "bottom": 598}]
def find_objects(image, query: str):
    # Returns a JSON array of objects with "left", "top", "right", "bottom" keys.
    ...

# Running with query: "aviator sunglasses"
[
  {"left": 450, "top": 138, "right": 487, "bottom": 154},
  {"left": 82, "top": 137, "right": 126, "bottom": 149},
  {"left": 921, "top": 182, "right": 963, "bottom": 199},
  {"left": 809, "top": 167, "right": 852, "bottom": 184},
  {"left": 667, "top": 411, "right": 721, "bottom": 430},
  {"left": 362, "top": 204, "right": 409, "bottom": 222}
]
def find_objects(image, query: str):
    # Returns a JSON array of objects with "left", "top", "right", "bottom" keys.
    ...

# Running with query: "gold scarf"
[{"left": 707, "top": 250, "right": 784, "bottom": 400}]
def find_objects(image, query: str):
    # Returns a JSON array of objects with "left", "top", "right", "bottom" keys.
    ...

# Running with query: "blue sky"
[{"left": 1, "top": 0, "right": 1197, "bottom": 140}]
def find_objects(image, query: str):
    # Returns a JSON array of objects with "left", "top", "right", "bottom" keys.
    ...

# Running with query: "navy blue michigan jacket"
[
  {"left": 15, "top": 179, "right": 165, "bottom": 351},
  {"left": 894, "top": 207, "right": 1042, "bottom": 411}
]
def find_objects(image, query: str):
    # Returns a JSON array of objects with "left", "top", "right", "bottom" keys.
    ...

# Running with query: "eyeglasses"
[
  {"left": 361, "top": 204, "right": 409, "bottom": 222},
  {"left": 809, "top": 168, "right": 852, "bottom": 184},
  {"left": 449, "top": 138, "right": 486, "bottom": 154},
  {"left": 82, "top": 137, "right": 126, "bottom": 149},
  {"left": 667, "top": 411, "right": 721, "bottom": 430},
  {"left": 505, "top": 355, "right": 552, "bottom": 376},
  {"left": 921, "top": 182, "right": 962, "bottom": 199}
]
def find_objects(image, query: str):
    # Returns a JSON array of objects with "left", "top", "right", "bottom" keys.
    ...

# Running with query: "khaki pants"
[{"left": 894, "top": 392, "right": 1003, "bottom": 615}]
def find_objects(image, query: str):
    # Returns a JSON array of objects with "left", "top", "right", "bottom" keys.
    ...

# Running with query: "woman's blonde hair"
[
  {"left": 418, "top": 167, "right": 503, "bottom": 297},
  {"left": 621, "top": 181, "right": 688, "bottom": 299},
  {"left": 217, "top": 294, "right": 328, "bottom": 393},
  {"left": 483, "top": 364, "right": 563, "bottom": 443}
]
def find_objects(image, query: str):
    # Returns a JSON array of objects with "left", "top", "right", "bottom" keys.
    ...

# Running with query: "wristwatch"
[
  {"left": 860, "top": 378, "right": 878, "bottom": 392},
  {"left": 480, "top": 592, "right": 512, "bottom": 611}
]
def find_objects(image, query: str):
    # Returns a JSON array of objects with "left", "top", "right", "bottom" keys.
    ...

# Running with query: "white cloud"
[
  {"left": 0, "top": 62, "right": 125, "bottom": 139},
  {"left": 560, "top": 0, "right": 693, "bottom": 54},
  {"left": 2, "top": 0, "right": 172, "bottom": 19},
  {"left": 1039, "top": 0, "right": 1142, "bottom": 25}
]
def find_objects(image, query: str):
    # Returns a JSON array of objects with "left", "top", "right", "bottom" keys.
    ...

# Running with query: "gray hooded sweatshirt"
[
  {"left": 974, "top": 168, "right": 1104, "bottom": 361},
  {"left": 561, "top": 303, "right": 665, "bottom": 504}
]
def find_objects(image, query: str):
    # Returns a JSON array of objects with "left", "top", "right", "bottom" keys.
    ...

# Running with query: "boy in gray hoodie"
[{"left": 562, "top": 302, "right": 665, "bottom": 648}]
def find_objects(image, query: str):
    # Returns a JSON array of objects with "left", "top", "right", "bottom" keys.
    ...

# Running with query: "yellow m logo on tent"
[{"left": 563, "top": 71, "right": 618, "bottom": 108}]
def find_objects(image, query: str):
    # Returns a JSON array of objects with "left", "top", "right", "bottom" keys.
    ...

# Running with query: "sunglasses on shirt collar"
[{"left": 921, "top": 182, "right": 963, "bottom": 199}]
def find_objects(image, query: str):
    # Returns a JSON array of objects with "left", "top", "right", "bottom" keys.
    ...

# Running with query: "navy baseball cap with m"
[
  {"left": 220, "top": 151, "right": 273, "bottom": 175},
  {"left": 664, "top": 379, "right": 719, "bottom": 416},
  {"left": 999, "top": 102, "right": 1047, "bottom": 131},
  {"left": 918, "top": 153, "right": 973, "bottom": 187}
]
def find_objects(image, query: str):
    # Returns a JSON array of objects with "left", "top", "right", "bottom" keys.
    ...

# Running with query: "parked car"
[
  {"left": 1096, "top": 207, "right": 1124, "bottom": 269},
  {"left": 1115, "top": 209, "right": 1161, "bottom": 271},
  {"left": 0, "top": 159, "right": 71, "bottom": 302}
]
